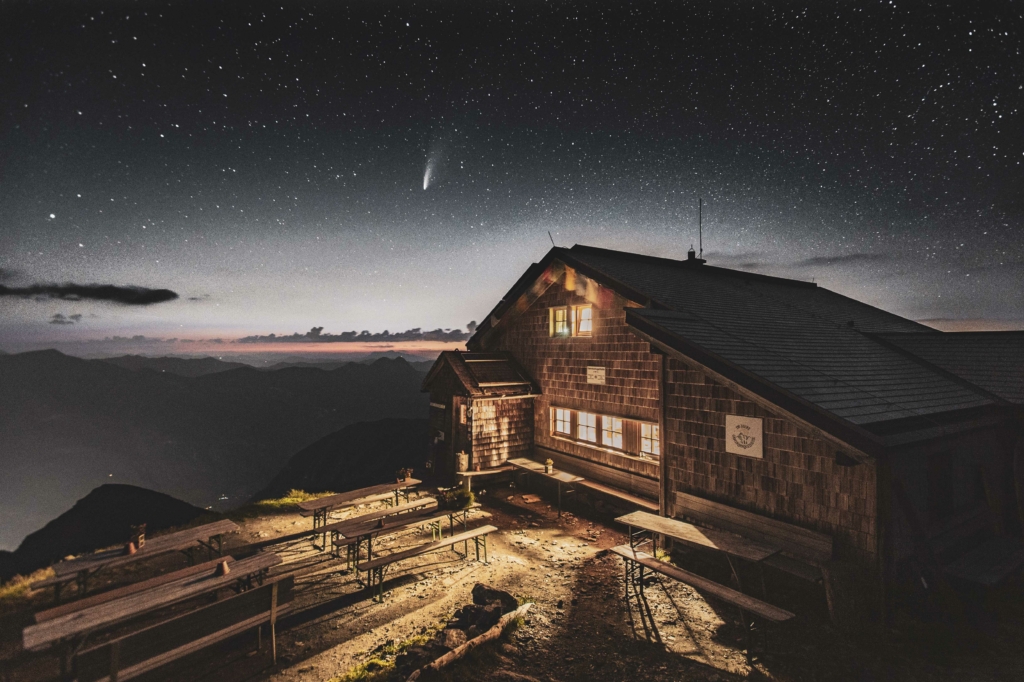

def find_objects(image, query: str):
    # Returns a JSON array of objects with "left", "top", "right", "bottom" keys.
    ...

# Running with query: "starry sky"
[{"left": 1, "top": 0, "right": 1022, "bottom": 355}]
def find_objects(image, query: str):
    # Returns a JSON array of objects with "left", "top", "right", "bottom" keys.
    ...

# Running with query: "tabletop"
[
  {"left": 616, "top": 510, "right": 779, "bottom": 563},
  {"left": 297, "top": 479, "right": 422, "bottom": 512}
]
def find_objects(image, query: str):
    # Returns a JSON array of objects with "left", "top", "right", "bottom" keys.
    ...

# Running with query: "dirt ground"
[{"left": 3, "top": 483, "right": 1024, "bottom": 682}]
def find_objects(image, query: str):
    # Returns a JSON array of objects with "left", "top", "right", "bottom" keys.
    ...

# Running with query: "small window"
[
  {"left": 602, "top": 416, "right": 623, "bottom": 449},
  {"left": 641, "top": 423, "right": 660, "bottom": 457},
  {"left": 578, "top": 412, "right": 597, "bottom": 442},
  {"left": 550, "top": 308, "right": 570, "bottom": 336},
  {"left": 553, "top": 408, "right": 572, "bottom": 435},
  {"left": 459, "top": 404, "right": 467, "bottom": 425},
  {"left": 574, "top": 305, "right": 593, "bottom": 336}
]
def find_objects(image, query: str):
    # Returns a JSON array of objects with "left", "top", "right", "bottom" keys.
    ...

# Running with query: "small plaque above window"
[
  {"left": 586, "top": 366, "right": 606, "bottom": 385},
  {"left": 725, "top": 415, "right": 763, "bottom": 458}
]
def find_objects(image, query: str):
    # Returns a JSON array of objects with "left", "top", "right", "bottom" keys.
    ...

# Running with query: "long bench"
[
  {"left": 23, "top": 552, "right": 281, "bottom": 653},
  {"left": 330, "top": 504, "right": 479, "bottom": 568},
  {"left": 311, "top": 496, "right": 437, "bottom": 550},
  {"left": 578, "top": 479, "right": 659, "bottom": 513},
  {"left": 74, "top": 575, "right": 294, "bottom": 682},
  {"left": 610, "top": 544, "right": 794, "bottom": 653},
  {"left": 34, "top": 557, "right": 227, "bottom": 624},
  {"left": 32, "top": 519, "right": 239, "bottom": 601},
  {"left": 297, "top": 479, "right": 421, "bottom": 530},
  {"left": 675, "top": 492, "right": 832, "bottom": 583},
  {"left": 358, "top": 525, "right": 497, "bottom": 601}
]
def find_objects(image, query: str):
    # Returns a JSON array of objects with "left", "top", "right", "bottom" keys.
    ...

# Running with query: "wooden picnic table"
[
  {"left": 311, "top": 496, "right": 437, "bottom": 550},
  {"left": 33, "top": 519, "right": 239, "bottom": 602},
  {"left": 23, "top": 552, "right": 281, "bottom": 653},
  {"left": 297, "top": 479, "right": 422, "bottom": 531},
  {"left": 616, "top": 510, "right": 781, "bottom": 598},
  {"left": 331, "top": 503, "right": 481, "bottom": 569},
  {"left": 508, "top": 457, "right": 584, "bottom": 517}
]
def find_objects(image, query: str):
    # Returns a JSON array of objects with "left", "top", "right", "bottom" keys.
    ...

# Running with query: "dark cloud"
[
  {"left": 0, "top": 283, "right": 179, "bottom": 305},
  {"left": 239, "top": 327, "right": 470, "bottom": 344},
  {"left": 794, "top": 254, "right": 888, "bottom": 267},
  {"left": 49, "top": 314, "right": 74, "bottom": 325},
  {"left": 187, "top": 294, "right": 212, "bottom": 302},
  {"left": 466, "top": 320, "right": 478, "bottom": 333}
]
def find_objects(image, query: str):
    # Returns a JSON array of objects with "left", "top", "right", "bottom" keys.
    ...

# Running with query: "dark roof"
[
  {"left": 423, "top": 351, "right": 537, "bottom": 398},
  {"left": 468, "top": 244, "right": 1005, "bottom": 452},
  {"left": 567, "top": 245, "right": 930, "bottom": 334},
  {"left": 629, "top": 308, "right": 991, "bottom": 426},
  {"left": 875, "top": 332, "right": 1024, "bottom": 405}
]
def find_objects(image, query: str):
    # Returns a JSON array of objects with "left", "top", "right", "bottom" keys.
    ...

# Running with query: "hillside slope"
[
  {"left": 256, "top": 417, "right": 429, "bottom": 499},
  {"left": 0, "top": 350, "right": 429, "bottom": 550},
  {"left": 0, "top": 484, "right": 207, "bottom": 581}
]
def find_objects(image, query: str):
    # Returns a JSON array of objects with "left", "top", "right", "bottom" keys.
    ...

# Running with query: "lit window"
[
  {"left": 602, "top": 416, "right": 623, "bottom": 449},
  {"left": 641, "top": 423, "right": 660, "bottom": 457},
  {"left": 574, "top": 305, "right": 593, "bottom": 336},
  {"left": 578, "top": 412, "right": 597, "bottom": 442},
  {"left": 551, "top": 308, "right": 570, "bottom": 336},
  {"left": 554, "top": 408, "right": 572, "bottom": 435}
]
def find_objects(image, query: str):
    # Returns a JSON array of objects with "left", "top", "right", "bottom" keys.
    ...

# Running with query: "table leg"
[{"left": 557, "top": 483, "right": 562, "bottom": 517}]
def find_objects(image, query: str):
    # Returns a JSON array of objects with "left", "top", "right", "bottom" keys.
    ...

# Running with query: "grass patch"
[
  {"left": 230, "top": 489, "right": 337, "bottom": 519},
  {"left": 0, "top": 567, "right": 53, "bottom": 607},
  {"left": 330, "top": 628, "right": 440, "bottom": 682}
]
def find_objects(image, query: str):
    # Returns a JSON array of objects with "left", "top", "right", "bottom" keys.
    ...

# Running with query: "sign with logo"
[
  {"left": 725, "top": 415, "right": 763, "bottom": 459},
  {"left": 586, "top": 366, "right": 606, "bottom": 385},
  {"left": 429, "top": 402, "right": 446, "bottom": 410}
]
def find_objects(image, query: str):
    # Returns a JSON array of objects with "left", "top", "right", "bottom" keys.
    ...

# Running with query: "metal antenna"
[
  {"left": 698, "top": 197, "right": 703, "bottom": 258},
  {"left": 548, "top": 231, "right": 556, "bottom": 248}
]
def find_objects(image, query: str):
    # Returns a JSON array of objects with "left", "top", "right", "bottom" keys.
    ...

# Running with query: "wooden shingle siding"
[
  {"left": 663, "top": 356, "right": 879, "bottom": 567},
  {"left": 470, "top": 397, "right": 534, "bottom": 470},
  {"left": 486, "top": 271, "right": 661, "bottom": 489}
]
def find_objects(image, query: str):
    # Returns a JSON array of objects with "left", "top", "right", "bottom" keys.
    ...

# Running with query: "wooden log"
[{"left": 406, "top": 602, "right": 533, "bottom": 681}]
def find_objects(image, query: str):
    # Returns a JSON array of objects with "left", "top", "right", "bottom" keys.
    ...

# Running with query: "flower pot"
[{"left": 544, "top": 465, "right": 552, "bottom": 474}]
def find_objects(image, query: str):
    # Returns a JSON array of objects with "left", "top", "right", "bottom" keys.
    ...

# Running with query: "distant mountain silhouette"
[
  {"left": 257, "top": 417, "right": 430, "bottom": 499},
  {"left": 100, "top": 354, "right": 249, "bottom": 377},
  {"left": 0, "top": 484, "right": 207, "bottom": 581},
  {"left": 0, "top": 350, "right": 429, "bottom": 550}
]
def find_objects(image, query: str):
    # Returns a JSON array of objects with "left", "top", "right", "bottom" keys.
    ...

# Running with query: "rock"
[
  {"left": 474, "top": 603, "right": 503, "bottom": 630},
  {"left": 472, "top": 582, "right": 518, "bottom": 613},
  {"left": 439, "top": 628, "right": 467, "bottom": 650},
  {"left": 466, "top": 625, "right": 482, "bottom": 639},
  {"left": 500, "top": 642, "right": 518, "bottom": 655}
]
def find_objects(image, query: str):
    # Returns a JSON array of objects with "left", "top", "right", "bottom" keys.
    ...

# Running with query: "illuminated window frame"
[
  {"left": 602, "top": 416, "right": 623, "bottom": 449},
  {"left": 641, "top": 423, "right": 660, "bottom": 458},
  {"left": 550, "top": 307, "right": 570, "bottom": 336},
  {"left": 574, "top": 305, "right": 593, "bottom": 336},
  {"left": 553, "top": 408, "right": 572, "bottom": 435},
  {"left": 577, "top": 411, "right": 597, "bottom": 442}
]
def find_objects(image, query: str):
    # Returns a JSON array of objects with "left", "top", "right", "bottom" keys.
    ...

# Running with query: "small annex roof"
[
  {"left": 874, "top": 331, "right": 1024, "bottom": 405},
  {"left": 422, "top": 351, "right": 537, "bottom": 398}
]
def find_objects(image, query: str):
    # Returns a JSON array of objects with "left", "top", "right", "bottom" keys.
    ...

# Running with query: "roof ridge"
[{"left": 568, "top": 243, "right": 818, "bottom": 289}]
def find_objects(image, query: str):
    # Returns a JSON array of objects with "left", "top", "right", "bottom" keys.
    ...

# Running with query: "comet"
[{"left": 423, "top": 160, "right": 434, "bottom": 190}]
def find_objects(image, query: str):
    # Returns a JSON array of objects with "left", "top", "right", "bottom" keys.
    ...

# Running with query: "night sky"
[{"left": 1, "top": 1, "right": 1022, "bottom": 355}]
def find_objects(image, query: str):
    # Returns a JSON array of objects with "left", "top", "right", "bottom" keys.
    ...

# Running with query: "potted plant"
[
  {"left": 396, "top": 467, "right": 413, "bottom": 482},
  {"left": 544, "top": 458, "right": 553, "bottom": 474},
  {"left": 439, "top": 488, "right": 475, "bottom": 510}
]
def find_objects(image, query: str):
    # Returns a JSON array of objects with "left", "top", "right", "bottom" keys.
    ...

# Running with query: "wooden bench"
[
  {"left": 34, "top": 557, "right": 227, "bottom": 624},
  {"left": 330, "top": 505, "right": 478, "bottom": 568},
  {"left": 675, "top": 492, "right": 832, "bottom": 583},
  {"left": 310, "top": 496, "right": 437, "bottom": 550},
  {"left": 73, "top": 575, "right": 294, "bottom": 682},
  {"left": 579, "top": 479, "right": 659, "bottom": 513},
  {"left": 33, "top": 519, "right": 240, "bottom": 601},
  {"left": 610, "top": 544, "right": 793, "bottom": 653},
  {"left": 297, "top": 479, "right": 421, "bottom": 530},
  {"left": 23, "top": 552, "right": 281, "bottom": 653},
  {"left": 358, "top": 525, "right": 497, "bottom": 601}
]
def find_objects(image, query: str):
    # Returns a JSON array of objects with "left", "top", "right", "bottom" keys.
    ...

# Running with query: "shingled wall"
[
  {"left": 663, "top": 356, "right": 879, "bottom": 567},
  {"left": 471, "top": 397, "right": 534, "bottom": 470},
  {"left": 488, "top": 271, "right": 660, "bottom": 493}
]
